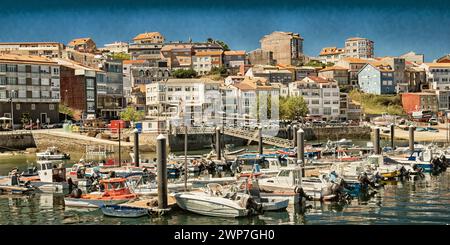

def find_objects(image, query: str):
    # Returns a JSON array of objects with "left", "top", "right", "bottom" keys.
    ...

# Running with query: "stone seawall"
[
  {"left": 32, "top": 132, "right": 133, "bottom": 155},
  {"left": 277, "top": 126, "right": 371, "bottom": 141},
  {"left": 0, "top": 132, "right": 36, "bottom": 151},
  {"left": 168, "top": 133, "right": 247, "bottom": 152}
]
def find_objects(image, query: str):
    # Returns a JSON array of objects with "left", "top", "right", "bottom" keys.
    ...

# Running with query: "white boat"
[
  {"left": 188, "top": 176, "right": 237, "bottom": 186},
  {"left": 173, "top": 191, "right": 253, "bottom": 218},
  {"left": 36, "top": 146, "right": 70, "bottom": 160},
  {"left": 127, "top": 175, "right": 192, "bottom": 196},
  {"left": 258, "top": 166, "right": 341, "bottom": 201},
  {"left": 32, "top": 161, "right": 68, "bottom": 193}
]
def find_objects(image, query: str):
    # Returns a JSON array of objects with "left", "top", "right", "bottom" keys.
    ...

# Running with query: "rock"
[{"left": 25, "top": 148, "right": 37, "bottom": 153}]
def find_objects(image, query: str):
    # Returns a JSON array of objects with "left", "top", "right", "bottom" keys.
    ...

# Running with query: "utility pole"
[{"left": 10, "top": 90, "right": 15, "bottom": 131}]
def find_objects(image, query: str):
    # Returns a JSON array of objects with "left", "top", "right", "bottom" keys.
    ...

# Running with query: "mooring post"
[
  {"left": 184, "top": 125, "right": 188, "bottom": 191},
  {"left": 157, "top": 134, "right": 168, "bottom": 209},
  {"left": 390, "top": 123, "right": 395, "bottom": 150},
  {"left": 374, "top": 127, "right": 381, "bottom": 155},
  {"left": 216, "top": 127, "right": 221, "bottom": 160},
  {"left": 258, "top": 126, "right": 263, "bottom": 155},
  {"left": 409, "top": 125, "right": 415, "bottom": 151},
  {"left": 297, "top": 128, "right": 305, "bottom": 176},
  {"left": 287, "top": 125, "right": 292, "bottom": 140},
  {"left": 293, "top": 125, "right": 298, "bottom": 149},
  {"left": 134, "top": 128, "right": 139, "bottom": 167}
]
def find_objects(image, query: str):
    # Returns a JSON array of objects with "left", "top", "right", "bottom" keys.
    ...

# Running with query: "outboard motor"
[{"left": 71, "top": 188, "right": 82, "bottom": 198}]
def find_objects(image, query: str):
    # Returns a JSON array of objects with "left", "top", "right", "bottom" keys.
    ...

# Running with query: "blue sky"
[{"left": 1, "top": 0, "right": 450, "bottom": 61}]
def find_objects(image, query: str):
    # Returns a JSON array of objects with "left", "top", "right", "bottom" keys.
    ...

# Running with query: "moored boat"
[{"left": 101, "top": 205, "right": 149, "bottom": 218}]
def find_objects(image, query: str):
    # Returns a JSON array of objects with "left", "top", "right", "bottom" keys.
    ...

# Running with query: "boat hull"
[
  {"left": 64, "top": 198, "right": 129, "bottom": 208},
  {"left": 101, "top": 205, "right": 149, "bottom": 218},
  {"left": 174, "top": 193, "right": 249, "bottom": 218}
]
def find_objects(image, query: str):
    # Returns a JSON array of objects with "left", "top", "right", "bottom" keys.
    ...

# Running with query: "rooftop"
[
  {"left": 319, "top": 47, "right": 345, "bottom": 56},
  {"left": 123, "top": 59, "right": 146, "bottom": 65},
  {"left": 305, "top": 75, "right": 331, "bottom": 84},
  {"left": 341, "top": 57, "right": 371, "bottom": 64},
  {"left": 423, "top": 62, "right": 450, "bottom": 68},
  {"left": 68, "top": 37, "right": 93, "bottom": 47},
  {"left": 194, "top": 51, "right": 223, "bottom": 56},
  {"left": 133, "top": 32, "right": 163, "bottom": 41},
  {"left": 319, "top": 65, "right": 348, "bottom": 72},
  {"left": 346, "top": 37, "right": 372, "bottom": 42},
  {"left": 224, "top": 50, "right": 246, "bottom": 56},
  {"left": 0, "top": 54, "right": 57, "bottom": 65}
]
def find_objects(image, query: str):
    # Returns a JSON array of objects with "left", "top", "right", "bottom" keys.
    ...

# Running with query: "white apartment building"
[
  {"left": 288, "top": 76, "right": 340, "bottom": 120},
  {"left": 145, "top": 78, "right": 222, "bottom": 126},
  {"left": 101, "top": 41, "right": 129, "bottom": 53},
  {"left": 0, "top": 42, "right": 64, "bottom": 58},
  {"left": 420, "top": 63, "right": 450, "bottom": 90},
  {"left": 344, "top": 37, "right": 374, "bottom": 59},
  {"left": 318, "top": 47, "right": 345, "bottom": 64},
  {"left": 192, "top": 51, "right": 223, "bottom": 75}
]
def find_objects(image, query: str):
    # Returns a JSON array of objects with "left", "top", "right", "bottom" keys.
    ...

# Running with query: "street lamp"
[
  {"left": 10, "top": 90, "right": 15, "bottom": 131},
  {"left": 65, "top": 89, "right": 68, "bottom": 122}
]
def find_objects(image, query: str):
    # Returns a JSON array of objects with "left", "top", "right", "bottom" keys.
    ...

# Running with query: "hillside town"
[{"left": 0, "top": 31, "right": 448, "bottom": 131}]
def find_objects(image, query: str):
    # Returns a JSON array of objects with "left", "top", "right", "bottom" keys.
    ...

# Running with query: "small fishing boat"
[
  {"left": 174, "top": 184, "right": 261, "bottom": 218},
  {"left": 64, "top": 178, "right": 137, "bottom": 208},
  {"left": 101, "top": 205, "right": 149, "bottom": 218},
  {"left": 31, "top": 161, "right": 68, "bottom": 193},
  {"left": 36, "top": 146, "right": 70, "bottom": 160}
]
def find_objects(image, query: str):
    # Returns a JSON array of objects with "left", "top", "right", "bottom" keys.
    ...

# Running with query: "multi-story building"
[
  {"left": 318, "top": 47, "right": 345, "bottom": 64},
  {"left": 67, "top": 38, "right": 97, "bottom": 53},
  {"left": 97, "top": 59, "right": 124, "bottom": 119},
  {"left": 288, "top": 76, "right": 340, "bottom": 120},
  {"left": 145, "top": 78, "right": 222, "bottom": 125},
  {"left": 0, "top": 42, "right": 64, "bottom": 58},
  {"left": 247, "top": 49, "right": 275, "bottom": 66},
  {"left": 260, "top": 31, "right": 304, "bottom": 66},
  {"left": 344, "top": 37, "right": 374, "bottom": 59},
  {"left": 294, "top": 66, "right": 319, "bottom": 81},
  {"left": 419, "top": 63, "right": 450, "bottom": 90},
  {"left": 405, "top": 66, "right": 427, "bottom": 92},
  {"left": 160, "top": 44, "right": 193, "bottom": 70},
  {"left": 0, "top": 54, "right": 60, "bottom": 126},
  {"left": 400, "top": 51, "right": 424, "bottom": 64},
  {"left": 129, "top": 32, "right": 165, "bottom": 61},
  {"left": 100, "top": 42, "right": 129, "bottom": 54},
  {"left": 358, "top": 63, "right": 396, "bottom": 94},
  {"left": 223, "top": 50, "right": 246, "bottom": 74},
  {"left": 192, "top": 51, "right": 223, "bottom": 75},
  {"left": 318, "top": 66, "right": 350, "bottom": 86},
  {"left": 132, "top": 32, "right": 165, "bottom": 44},
  {"left": 55, "top": 58, "right": 98, "bottom": 119},
  {"left": 435, "top": 54, "right": 450, "bottom": 63},
  {"left": 336, "top": 57, "right": 371, "bottom": 86},
  {"left": 123, "top": 59, "right": 170, "bottom": 111},
  {"left": 339, "top": 93, "right": 361, "bottom": 121},
  {"left": 231, "top": 77, "right": 280, "bottom": 123},
  {"left": 246, "top": 65, "right": 293, "bottom": 85},
  {"left": 192, "top": 42, "right": 224, "bottom": 53},
  {"left": 401, "top": 92, "right": 438, "bottom": 114}
]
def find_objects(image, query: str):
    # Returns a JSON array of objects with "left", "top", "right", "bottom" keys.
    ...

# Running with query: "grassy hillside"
[{"left": 349, "top": 90, "right": 405, "bottom": 115}]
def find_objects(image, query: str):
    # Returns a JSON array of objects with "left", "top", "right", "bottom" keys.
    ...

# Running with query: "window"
[
  {"left": 0, "top": 64, "right": 6, "bottom": 72},
  {"left": 51, "top": 91, "right": 59, "bottom": 99},
  {"left": 31, "top": 104, "right": 36, "bottom": 110},
  {"left": 7, "top": 77, "right": 16, "bottom": 85},
  {"left": 0, "top": 76, "right": 6, "bottom": 85},
  {"left": 49, "top": 104, "right": 55, "bottom": 110},
  {"left": 41, "top": 91, "right": 50, "bottom": 98},
  {"left": 18, "top": 77, "right": 26, "bottom": 85},
  {"left": 0, "top": 90, "right": 6, "bottom": 99},
  {"left": 7, "top": 65, "right": 17, "bottom": 72},
  {"left": 175, "top": 87, "right": 182, "bottom": 92},
  {"left": 32, "top": 91, "right": 40, "bottom": 98},
  {"left": 16, "top": 104, "right": 20, "bottom": 110},
  {"left": 324, "top": 100, "right": 330, "bottom": 104},
  {"left": 52, "top": 67, "right": 59, "bottom": 75},
  {"left": 87, "top": 102, "right": 95, "bottom": 111},
  {"left": 323, "top": 107, "right": 331, "bottom": 115},
  {"left": 51, "top": 79, "right": 60, "bottom": 87},
  {"left": 311, "top": 100, "right": 320, "bottom": 104},
  {"left": 87, "top": 90, "right": 95, "bottom": 100},
  {"left": 168, "top": 87, "right": 174, "bottom": 92},
  {"left": 18, "top": 90, "right": 26, "bottom": 98},
  {"left": 31, "top": 65, "right": 39, "bottom": 73},
  {"left": 41, "top": 78, "right": 49, "bottom": 86},
  {"left": 185, "top": 87, "right": 191, "bottom": 91},
  {"left": 86, "top": 78, "right": 95, "bottom": 88},
  {"left": 32, "top": 78, "right": 40, "bottom": 85}
]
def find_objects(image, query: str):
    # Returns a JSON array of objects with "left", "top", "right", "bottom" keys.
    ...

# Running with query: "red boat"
[{"left": 64, "top": 178, "right": 137, "bottom": 208}]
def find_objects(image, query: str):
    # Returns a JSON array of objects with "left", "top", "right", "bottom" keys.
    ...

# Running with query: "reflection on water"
[{"left": 0, "top": 171, "right": 448, "bottom": 225}]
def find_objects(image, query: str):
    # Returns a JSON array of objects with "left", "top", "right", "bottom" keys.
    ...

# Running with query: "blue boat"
[{"left": 101, "top": 205, "right": 149, "bottom": 218}]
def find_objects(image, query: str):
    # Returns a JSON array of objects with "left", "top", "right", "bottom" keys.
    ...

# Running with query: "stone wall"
[{"left": 0, "top": 132, "right": 36, "bottom": 151}]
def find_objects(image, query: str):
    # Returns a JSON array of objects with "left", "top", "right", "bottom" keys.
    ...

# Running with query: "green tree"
[
  {"left": 108, "top": 52, "right": 131, "bottom": 60},
  {"left": 279, "top": 96, "right": 308, "bottom": 121},
  {"left": 119, "top": 107, "right": 145, "bottom": 122},
  {"left": 305, "top": 60, "right": 326, "bottom": 68},
  {"left": 209, "top": 66, "right": 228, "bottom": 76},
  {"left": 172, "top": 68, "right": 198, "bottom": 78},
  {"left": 206, "top": 38, "right": 230, "bottom": 51}
]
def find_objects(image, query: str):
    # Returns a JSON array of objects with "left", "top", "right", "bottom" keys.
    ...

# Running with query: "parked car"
[
  {"left": 428, "top": 118, "right": 438, "bottom": 125},
  {"left": 24, "top": 123, "right": 39, "bottom": 130}
]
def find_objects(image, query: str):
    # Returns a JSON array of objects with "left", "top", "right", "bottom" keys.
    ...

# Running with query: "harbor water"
[{"left": 0, "top": 139, "right": 449, "bottom": 225}]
